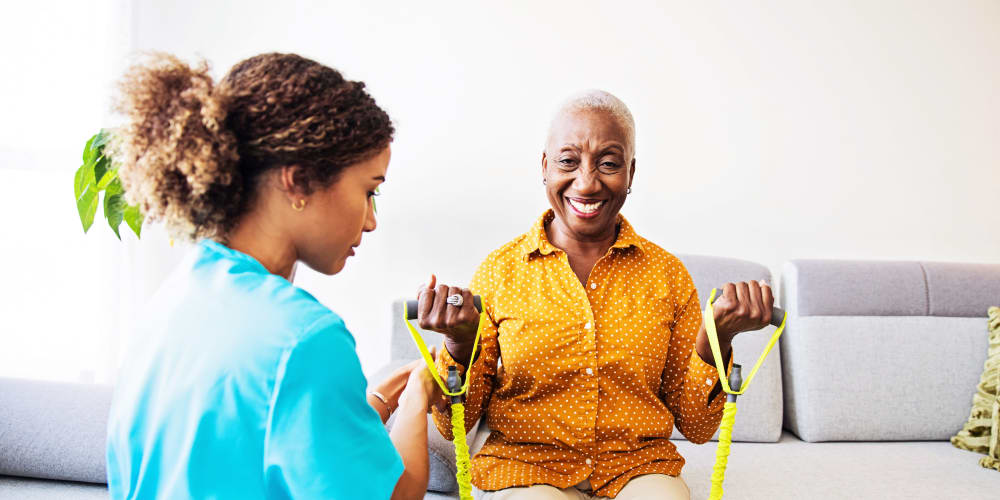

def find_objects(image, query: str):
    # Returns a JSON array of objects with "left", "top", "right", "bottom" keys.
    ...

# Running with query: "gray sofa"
[
  {"left": 2, "top": 256, "right": 998, "bottom": 498},
  {"left": 382, "top": 257, "right": 1000, "bottom": 499}
]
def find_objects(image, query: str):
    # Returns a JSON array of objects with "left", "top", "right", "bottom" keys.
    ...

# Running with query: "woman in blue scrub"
[{"left": 105, "top": 52, "right": 439, "bottom": 499}]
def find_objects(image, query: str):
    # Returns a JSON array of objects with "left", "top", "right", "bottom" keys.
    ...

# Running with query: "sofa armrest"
[{"left": 0, "top": 378, "right": 111, "bottom": 484}]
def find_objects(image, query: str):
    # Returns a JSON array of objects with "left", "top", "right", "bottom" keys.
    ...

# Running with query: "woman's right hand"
[
  {"left": 398, "top": 357, "right": 442, "bottom": 412},
  {"left": 415, "top": 274, "right": 480, "bottom": 363}
]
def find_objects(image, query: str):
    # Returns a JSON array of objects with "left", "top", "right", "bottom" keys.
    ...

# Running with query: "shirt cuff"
[
  {"left": 688, "top": 348, "right": 734, "bottom": 405},
  {"left": 436, "top": 342, "right": 470, "bottom": 380}
]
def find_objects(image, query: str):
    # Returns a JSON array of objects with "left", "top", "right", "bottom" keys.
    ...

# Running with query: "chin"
[
  {"left": 327, "top": 259, "right": 348, "bottom": 275},
  {"left": 306, "top": 257, "right": 347, "bottom": 276}
]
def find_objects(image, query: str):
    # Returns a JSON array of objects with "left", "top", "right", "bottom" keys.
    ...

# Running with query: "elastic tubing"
[
  {"left": 708, "top": 402, "right": 738, "bottom": 500},
  {"left": 451, "top": 403, "right": 473, "bottom": 500}
]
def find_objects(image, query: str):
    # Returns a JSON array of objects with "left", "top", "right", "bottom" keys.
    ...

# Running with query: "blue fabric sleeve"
[{"left": 263, "top": 314, "right": 404, "bottom": 500}]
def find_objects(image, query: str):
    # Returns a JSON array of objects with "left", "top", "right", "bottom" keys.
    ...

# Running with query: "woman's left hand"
[{"left": 709, "top": 280, "right": 774, "bottom": 343}]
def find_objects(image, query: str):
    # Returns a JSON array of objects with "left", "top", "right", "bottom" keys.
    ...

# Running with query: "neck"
[
  {"left": 225, "top": 209, "right": 298, "bottom": 281},
  {"left": 545, "top": 215, "right": 619, "bottom": 258}
]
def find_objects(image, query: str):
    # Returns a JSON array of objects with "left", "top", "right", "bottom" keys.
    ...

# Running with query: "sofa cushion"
[
  {"left": 781, "top": 259, "right": 1000, "bottom": 442},
  {"left": 923, "top": 263, "right": 1000, "bottom": 317},
  {"left": 0, "top": 475, "right": 108, "bottom": 500},
  {"left": 672, "top": 432, "right": 1000, "bottom": 499},
  {"left": 0, "top": 378, "right": 110, "bottom": 484},
  {"left": 782, "top": 259, "right": 928, "bottom": 317},
  {"left": 781, "top": 316, "right": 987, "bottom": 441},
  {"left": 427, "top": 432, "right": 1000, "bottom": 499}
]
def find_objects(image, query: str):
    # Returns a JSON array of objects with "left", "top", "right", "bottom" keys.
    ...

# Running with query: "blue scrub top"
[{"left": 106, "top": 240, "right": 403, "bottom": 499}]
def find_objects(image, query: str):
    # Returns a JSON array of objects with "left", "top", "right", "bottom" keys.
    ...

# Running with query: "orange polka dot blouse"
[{"left": 432, "top": 210, "right": 732, "bottom": 498}]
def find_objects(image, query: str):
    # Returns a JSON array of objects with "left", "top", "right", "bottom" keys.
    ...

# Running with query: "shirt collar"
[{"left": 520, "top": 209, "right": 645, "bottom": 260}]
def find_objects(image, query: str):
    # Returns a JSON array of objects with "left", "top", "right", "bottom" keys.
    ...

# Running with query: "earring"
[
  {"left": 543, "top": 179, "right": 547, "bottom": 185},
  {"left": 292, "top": 199, "right": 307, "bottom": 211},
  {"left": 626, "top": 188, "right": 631, "bottom": 194}
]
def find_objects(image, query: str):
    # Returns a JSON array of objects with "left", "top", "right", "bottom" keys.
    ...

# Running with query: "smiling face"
[
  {"left": 542, "top": 108, "right": 635, "bottom": 242},
  {"left": 295, "top": 146, "right": 390, "bottom": 275}
]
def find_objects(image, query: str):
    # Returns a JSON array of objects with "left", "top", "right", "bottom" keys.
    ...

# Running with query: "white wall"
[
  {"left": 88, "top": 0, "right": 1000, "bottom": 375},
  {"left": 0, "top": 0, "right": 135, "bottom": 383}
]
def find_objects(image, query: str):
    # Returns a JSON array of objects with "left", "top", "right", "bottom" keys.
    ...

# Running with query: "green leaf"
[
  {"left": 82, "top": 133, "right": 98, "bottom": 166},
  {"left": 74, "top": 163, "right": 92, "bottom": 200},
  {"left": 94, "top": 155, "right": 111, "bottom": 187},
  {"left": 75, "top": 157, "right": 98, "bottom": 233},
  {"left": 77, "top": 188, "right": 98, "bottom": 233},
  {"left": 104, "top": 196, "right": 125, "bottom": 239},
  {"left": 92, "top": 129, "right": 111, "bottom": 150},
  {"left": 103, "top": 179, "right": 126, "bottom": 239},
  {"left": 96, "top": 158, "right": 116, "bottom": 189},
  {"left": 123, "top": 204, "right": 144, "bottom": 238}
]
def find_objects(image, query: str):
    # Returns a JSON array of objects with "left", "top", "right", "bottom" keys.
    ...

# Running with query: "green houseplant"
[{"left": 73, "top": 129, "right": 144, "bottom": 238}]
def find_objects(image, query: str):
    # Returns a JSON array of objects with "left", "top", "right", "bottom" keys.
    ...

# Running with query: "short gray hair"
[{"left": 549, "top": 89, "right": 635, "bottom": 155}]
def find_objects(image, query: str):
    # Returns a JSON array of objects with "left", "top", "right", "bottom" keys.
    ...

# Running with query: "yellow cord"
[
  {"left": 708, "top": 402, "right": 738, "bottom": 500},
  {"left": 451, "top": 403, "right": 473, "bottom": 500},
  {"left": 403, "top": 302, "right": 482, "bottom": 500},
  {"left": 704, "top": 288, "right": 787, "bottom": 500}
]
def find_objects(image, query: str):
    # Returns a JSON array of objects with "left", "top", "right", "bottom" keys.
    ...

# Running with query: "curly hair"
[{"left": 112, "top": 52, "right": 394, "bottom": 241}]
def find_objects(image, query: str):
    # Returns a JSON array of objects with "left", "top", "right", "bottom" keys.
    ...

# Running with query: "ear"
[
  {"left": 277, "top": 165, "right": 310, "bottom": 202},
  {"left": 628, "top": 158, "right": 636, "bottom": 190},
  {"left": 541, "top": 150, "right": 549, "bottom": 181}
]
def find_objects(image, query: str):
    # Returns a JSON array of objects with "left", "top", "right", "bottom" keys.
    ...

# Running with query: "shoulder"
[
  {"left": 472, "top": 230, "right": 532, "bottom": 280},
  {"left": 641, "top": 238, "right": 690, "bottom": 273},
  {"left": 631, "top": 236, "right": 697, "bottom": 302},
  {"left": 194, "top": 240, "right": 352, "bottom": 348}
]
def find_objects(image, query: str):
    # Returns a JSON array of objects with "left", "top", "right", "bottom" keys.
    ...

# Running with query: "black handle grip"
[
  {"left": 710, "top": 291, "right": 786, "bottom": 328},
  {"left": 405, "top": 295, "right": 483, "bottom": 320}
]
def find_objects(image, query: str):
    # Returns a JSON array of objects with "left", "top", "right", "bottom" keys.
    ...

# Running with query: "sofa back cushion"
[{"left": 780, "top": 260, "right": 1000, "bottom": 442}]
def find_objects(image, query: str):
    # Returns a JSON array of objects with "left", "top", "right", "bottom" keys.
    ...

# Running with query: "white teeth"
[{"left": 569, "top": 199, "right": 603, "bottom": 214}]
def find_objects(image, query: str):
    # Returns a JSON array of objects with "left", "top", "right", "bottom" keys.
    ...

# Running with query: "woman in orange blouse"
[{"left": 416, "top": 90, "right": 774, "bottom": 500}]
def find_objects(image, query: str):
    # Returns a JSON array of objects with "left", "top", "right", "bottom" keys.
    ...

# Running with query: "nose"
[
  {"left": 571, "top": 164, "right": 601, "bottom": 196},
  {"left": 363, "top": 198, "right": 377, "bottom": 232}
]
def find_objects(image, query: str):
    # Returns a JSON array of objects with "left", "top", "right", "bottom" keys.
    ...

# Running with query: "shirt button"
[
  {"left": 586, "top": 458, "right": 592, "bottom": 465},
  {"left": 586, "top": 368, "right": 594, "bottom": 375},
  {"left": 590, "top": 283, "right": 597, "bottom": 289}
]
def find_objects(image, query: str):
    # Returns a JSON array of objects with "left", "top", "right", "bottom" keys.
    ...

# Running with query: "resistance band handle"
[
  {"left": 405, "top": 295, "right": 483, "bottom": 320},
  {"left": 710, "top": 291, "right": 785, "bottom": 328},
  {"left": 447, "top": 366, "right": 463, "bottom": 404},
  {"left": 726, "top": 364, "right": 743, "bottom": 403}
]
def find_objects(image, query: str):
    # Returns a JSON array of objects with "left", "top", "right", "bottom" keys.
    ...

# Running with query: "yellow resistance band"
[
  {"left": 705, "top": 288, "right": 787, "bottom": 500},
  {"left": 403, "top": 302, "right": 485, "bottom": 500},
  {"left": 708, "top": 402, "right": 737, "bottom": 500}
]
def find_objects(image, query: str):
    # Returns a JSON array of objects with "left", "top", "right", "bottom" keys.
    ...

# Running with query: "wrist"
[
  {"left": 696, "top": 328, "right": 731, "bottom": 367},
  {"left": 444, "top": 339, "right": 476, "bottom": 366},
  {"left": 367, "top": 391, "right": 392, "bottom": 421},
  {"left": 398, "top": 390, "right": 429, "bottom": 412}
]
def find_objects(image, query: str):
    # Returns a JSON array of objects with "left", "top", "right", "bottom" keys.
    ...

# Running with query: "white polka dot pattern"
[{"left": 432, "top": 210, "right": 731, "bottom": 498}]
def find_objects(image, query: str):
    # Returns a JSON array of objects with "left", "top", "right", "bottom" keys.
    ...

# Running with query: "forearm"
[
  {"left": 695, "top": 323, "right": 732, "bottom": 404},
  {"left": 695, "top": 323, "right": 731, "bottom": 369},
  {"left": 368, "top": 367, "right": 410, "bottom": 424},
  {"left": 389, "top": 397, "right": 430, "bottom": 500}
]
